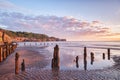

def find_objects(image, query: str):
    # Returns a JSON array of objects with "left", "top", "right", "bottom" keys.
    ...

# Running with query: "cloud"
[
  {"left": 0, "top": 0, "right": 17, "bottom": 9},
  {"left": 0, "top": 0, "right": 32, "bottom": 14},
  {"left": 0, "top": 11, "right": 119, "bottom": 41}
]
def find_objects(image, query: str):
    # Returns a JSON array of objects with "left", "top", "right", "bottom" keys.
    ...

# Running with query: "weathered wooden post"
[
  {"left": 76, "top": 56, "right": 79, "bottom": 68},
  {"left": 2, "top": 32, "right": 5, "bottom": 43},
  {"left": 108, "top": 48, "right": 110, "bottom": 60},
  {"left": 35, "top": 43, "right": 37, "bottom": 46},
  {"left": 11, "top": 43, "right": 17, "bottom": 53},
  {"left": 11, "top": 44, "right": 14, "bottom": 53},
  {"left": 51, "top": 45, "right": 60, "bottom": 69},
  {"left": 44, "top": 43, "right": 45, "bottom": 46},
  {"left": 84, "top": 47, "right": 87, "bottom": 60},
  {"left": 3, "top": 47, "right": 6, "bottom": 60},
  {"left": 21, "top": 59, "right": 25, "bottom": 72},
  {"left": 8, "top": 44, "right": 11, "bottom": 55},
  {"left": 4, "top": 42, "right": 9, "bottom": 56},
  {"left": 24, "top": 43, "right": 26, "bottom": 46},
  {"left": 76, "top": 56, "right": 79, "bottom": 63},
  {"left": 90, "top": 52, "right": 94, "bottom": 65},
  {"left": 103, "top": 53, "right": 105, "bottom": 60},
  {"left": 84, "top": 47, "right": 87, "bottom": 70},
  {"left": 9, "top": 43, "right": 12, "bottom": 54},
  {"left": 0, "top": 46, "right": 3, "bottom": 62},
  {"left": 15, "top": 52, "right": 19, "bottom": 74}
]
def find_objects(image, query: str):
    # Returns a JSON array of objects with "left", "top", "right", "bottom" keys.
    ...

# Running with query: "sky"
[{"left": 0, "top": 0, "right": 120, "bottom": 41}]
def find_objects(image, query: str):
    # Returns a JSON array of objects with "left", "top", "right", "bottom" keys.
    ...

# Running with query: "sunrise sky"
[{"left": 0, "top": 0, "right": 120, "bottom": 41}]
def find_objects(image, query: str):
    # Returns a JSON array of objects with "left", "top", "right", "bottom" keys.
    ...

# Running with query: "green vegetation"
[
  {"left": 5, "top": 30, "right": 49, "bottom": 40},
  {"left": 0, "top": 28, "right": 66, "bottom": 42}
]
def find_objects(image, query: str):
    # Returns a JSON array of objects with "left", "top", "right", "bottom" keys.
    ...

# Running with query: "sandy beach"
[{"left": 0, "top": 46, "right": 120, "bottom": 80}]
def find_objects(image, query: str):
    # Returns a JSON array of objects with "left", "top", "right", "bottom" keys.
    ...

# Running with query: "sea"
[{"left": 17, "top": 41, "right": 120, "bottom": 70}]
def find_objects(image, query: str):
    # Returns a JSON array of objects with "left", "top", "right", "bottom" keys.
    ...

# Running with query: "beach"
[{"left": 0, "top": 42, "right": 120, "bottom": 80}]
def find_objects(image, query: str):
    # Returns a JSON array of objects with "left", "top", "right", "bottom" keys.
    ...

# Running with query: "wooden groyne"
[
  {"left": 51, "top": 45, "right": 60, "bottom": 69},
  {"left": 0, "top": 42, "right": 17, "bottom": 62}
]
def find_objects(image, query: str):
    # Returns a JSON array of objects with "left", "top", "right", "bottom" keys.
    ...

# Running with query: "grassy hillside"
[{"left": 0, "top": 28, "right": 66, "bottom": 42}]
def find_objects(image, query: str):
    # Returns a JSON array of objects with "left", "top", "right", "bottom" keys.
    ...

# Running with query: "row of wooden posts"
[
  {"left": 14, "top": 44, "right": 111, "bottom": 74},
  {"left": 51, "top": 45, "right": 111, "bottom": 70},
  {"left": 24, "top": 42, "right": 54, "bottom": 46},
  {"left": 0, "top": 42, "right": 17, "bottom": 62}
]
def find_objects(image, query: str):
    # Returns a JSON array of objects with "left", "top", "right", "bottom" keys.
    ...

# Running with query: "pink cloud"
[{"left": 0, "top": 11, "right": 117, "bottom": 39}]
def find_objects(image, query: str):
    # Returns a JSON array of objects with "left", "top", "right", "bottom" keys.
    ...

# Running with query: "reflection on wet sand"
[{"left": 52, "top": 69, "right": 59, "bottom": 80}]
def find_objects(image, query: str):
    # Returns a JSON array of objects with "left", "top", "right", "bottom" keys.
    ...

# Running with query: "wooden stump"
[
  {"left": 103, "top": 53, "right": 105, "bottom": 60},
  {"left": 76, "top": 56, "right": 79, "bottom": 68},
  {"left": 3, "top": 48, "right": 6, "bottom": 60},
  {"left": 15, "top": 53, "right": 19, "bottom": 74},
  {"left": 84, "top": 47, "right": 87, "bottom": 70},
  {"left": 51, "top": 45, "right": 60, "bottom": 69},
  {"left": 21, "top": 59, "right": 25, "bottom": 72},
  {"left": 90, "top": 52, "right": 94, "bottom": 65},
  {"left": 108, "top": 48, "right": 110, "bottom": 60},
  {"left": 0, "top": 46, "right": 3, "bottom": 62}
]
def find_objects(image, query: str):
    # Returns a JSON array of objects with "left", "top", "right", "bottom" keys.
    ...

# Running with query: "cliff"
[{"left": 0, "top": 28, "right": 66, "bottom": 43}]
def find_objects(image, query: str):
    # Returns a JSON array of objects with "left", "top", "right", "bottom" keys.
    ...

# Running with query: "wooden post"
[
  {"left": 0, "top": 46, "right": 3, "bottom": 62},
  {"left": 11, "top": 45, "right": 14, "bottom": 53},
  {"left": 90, "top": 52, "right": 94, "bottom": 65},
  {"left": 15, "top": 53, "right": 19, "bottom": 74},
  {"left": 8, "top": 44, "right": 11, "bottom": 55},
  {"left": 84, "top": 47, "right": 87, "bottom": 70},
  {"left": 103, "top": 53, "right": 105, "bottom": 60},
  {"left": 21, "top": 59, "right": 25, "bottom": 72},
  {"left": 10, "top": 45, "right": 12, "bottom": 53},
  {"left": 84, "top": 47, "right": 87, "bottom": 60},
  {"left": 4, "top": 42, "right": 9, "bottom": 56},
  {"left": 76, "top": 56, "right": 79, "bottom": 68},
  {"left": 51, "top": 45, "right": 60, "bottom": 69},
  {"left": 2, "top": 32, "right": 5, "bottom": 43},
  {"left": 24, "top": 43, "right": 26, "bottom": 46},
  {"left": 3, "top": 47, "right": 6, "bottom": 60},
  {"left": 108, "top": 48, "right": 110, "bottom": 60},
  {"left": 35, "top": 43, "right": 37, "bottom": 46}
]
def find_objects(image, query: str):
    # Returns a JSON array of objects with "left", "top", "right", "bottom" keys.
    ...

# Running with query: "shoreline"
[{"left": 0, "top": 46, "right": 120, "bottom": 80}]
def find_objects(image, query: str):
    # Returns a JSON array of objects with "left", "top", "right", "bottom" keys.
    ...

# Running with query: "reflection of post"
[
  {"left": 51, "top": 45, "right": 60, "bottom": 69},
  {"left": 52, "top": 69, "right": 59, "bottom": 80},
  {"left": 108, "top": 48, "right": 110, "bottom": 60},
  {"left": 15, "top": 53, "right": 19, "bottom": 74},
  {"left": 90, "top": 52, "right": 94, "bottom": 65},
  {"left": 76, "top": 56, "right": 79, "bottom": 68},
  {"left": 84, "top": 47, "right": 87, "bottom": 70},
  {"left": 103, "top": 53, "right": 105, "bottom": 60},
  {"left": 84, "top": 60, "right": 87, "bottom": 70}
]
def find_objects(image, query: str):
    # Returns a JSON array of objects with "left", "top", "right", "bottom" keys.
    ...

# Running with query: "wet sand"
[{"left": 0, "top": 46, "right": 120, "bottom": 80}]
